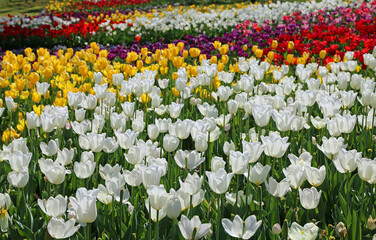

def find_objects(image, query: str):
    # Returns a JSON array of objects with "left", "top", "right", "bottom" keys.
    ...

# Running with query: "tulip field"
[{"left": 2, "top": 0, "right": 376, "bottom": 239}]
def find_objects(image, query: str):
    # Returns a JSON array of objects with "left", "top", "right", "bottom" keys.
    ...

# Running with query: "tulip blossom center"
[{"left": 0, "top": 208, "right": 7, "bottom": 216}]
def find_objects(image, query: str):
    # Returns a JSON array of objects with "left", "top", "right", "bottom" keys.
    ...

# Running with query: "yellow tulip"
[
  {"left": 199, "top": 89, "right": 209, "bottom": 99},
  {"left": 141, "top": 93, "right": 151, "bottom": 103},
  {"left": 15, "top": 78, "right": 25, "bottom": 91},
  {"left": 160, "top": 58, "right": 168, "bottom": 68},
  {"left": 43, "top": 90, "right": 50, "bottom": 100},
  {"left": 297, "top": 57, "right": 306, "bottom": 65},
  {"left": 172, "top": 87, "right": 180, "bottom": 97},
  {"left": 287, "top": 41, "right": 294, "bottom": 50},
  {"left": 182, "top": 50, "right": 189, "bottom": 59},
  {"left": 32, "top": 91, "right": 41, "bottom": 103},
  {"left": 136, "top": 60, "right": 144, "bottom": 70},
  {"left": 126, "top": 52, "right": 138, "bottom": 63},
  {"left": 177, "top": 42, "right": 184, "bottom": 51},
  {"left": 33, "top": 105, "right": 44, "bottom": 116},
  {"left": 99, "top": 49, "right": 108, "bottom": 58},
  {"left": 37, "top": 48, "right": 46, "bottom": 57},
  {"left": 160, "top": 67, "right": 168, "bottom": 75},
  {"left": 24, "top": 47, "right": 33, "bottom": 57},
  {"left": 5, "top": 63, "right": 14, "bottom": 73},
  {"left": 170, "top": 47, "right": 179, "bottom": 57},
  {"left": 267, "top": 51, "right": 275, "bottom": 62},
  {"left": 221, "top": 55, "right": 229, "bottom": 65},
  {"left": 145, "top": 56, "right": 152, "bottom": 65},
  {"left": 217, "top": 62, "right": 224, "bottom": 72},
  {"left": 141, "top": 48, "right": 148, "bottom": 59},
  {"left": 173, "top": 56, "right": 184, "bottom": 68},
  {"left": 234, "top": 62, "right": 240, "bottom": 72},
  {"left": 286, "top": 54, "right": 294, "bottom": 64},
  {"left": 168, "top": 43, "right": 175, "bottom": 49},
  {"left": 255, "top": 49, "right": 263, "bottom": 58},
  {"left": 162, "top": 49, "right": 169, "bottom": 58},
  {"left": 199, "top": 54, "right": 207, "bottom": 64},
  {"left": 28, "top": 72, "right": 40, "bottom": 85},
  {"left": 302, "top": 52, "right": 310, "bottom": 60},
  {"left": 20, "top": 91, "right": 29, "bottom": 100},
  {"left": 5, "top": 89, "right": 19, "bottom": 99},
  {"left": 23, "top": 63, "right": 31, "bottom": 74},
  {"left": 219, "top": 44, "right": 229, "bottom": 55},
  {"left": 17, "top": 119, "right": 25, "bottom": 132},
  {"left": 2, "top": 130, "right": 10, "bottom": 143},
  {"left": 54, "top": 97, "right": 67, "bottom": 107},
  {"left": 79, "top": 65, "right": 89, "bottom": 77},
  {"left": 213, "top": 41, "right": 222, "bottom": 50},
  {"left": 319, "top": 50, "right": 327, "bottom": 59},
  {"left": 333, "top": 54, "right": 341, "bottom": 62},
  {"left": 43, "top": 67, "right": 53, "bottom": 78},
  {"left": 212, "top": 77, "right": 221, "bottom": 90},
  {"left": 271, "top": 40, "right": 278, "bottom": 49},
  {"left": 154, "top": 49, "right": 161, "bottom": 61},
  {"left": 189, "top": 48, "right": 201, "bottom": 58},
  {"left": 210, "top": 56, "right": 218, "bottom": 64}
]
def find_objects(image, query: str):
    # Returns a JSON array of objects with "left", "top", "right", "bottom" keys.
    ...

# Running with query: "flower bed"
[
  {"left": 1, "top": 0, "right": 376, "bottom": 239},
  {"left": 0, "top": 0, "right": 359, "bottom": 50}
]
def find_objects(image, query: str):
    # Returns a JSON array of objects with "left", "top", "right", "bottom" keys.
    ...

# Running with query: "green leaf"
[
  {"left": 351, "top": 210, "right": 357, "bottom": 240},
  {"left": 14, "top": 220, "right": 35, "bottom": 239},
  {"left": 339, "top": 193, "right": 348, "bottom": 220}
]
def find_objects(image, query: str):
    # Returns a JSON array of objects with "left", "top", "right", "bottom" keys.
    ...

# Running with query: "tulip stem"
[
  {"left": 346, "top": 172, "right": 351, "bottom": 213},
  {"left": 9, "top": 110, "right": 12, "bottom": 133},
  {"left": 245, "top": 164, "right": 251, "bottom": 214},
  {"left": 167, "top": 152, "right": 172, "bottom": 191},
  {"left": 53, "top": 184, "right": 58, "bottom": 197},
  {"left": 192, "top": 227, "right": 197, "bottom": 240},
  {"left": 259, "top": 185, "right": 262, "bottom": 224},
  {"left": 368, "top": 108, "right": 375, "bottom": 158},
  {"left": 94, "top": 153, "right": 101, "bottom": 189},
  {"left": 148, "top": 201, "right": 152, "bottom": 240},
  {"left": 119, "top": 189, "right": 124, "bottom": 238},
  {"left": 207, "top": 131, "right": 211, "bottom": 172},
  {"left": 235, "top": 174, "right": 239, "bottom": 209},
  {"left": 48, "top": 182, "right": 52, "bottom": 198},
  {"left": 84, "top": 224, "right": 91, "bottom": 240},
  {"left": 155, "top": 210, "right": 159, "bottom": 240},
  {"left": 185, "top": 159, "right": 189, "bottom": 179},
  {"left": 216, "top": 194, "right": 222, "bottom": 240},
  {"left": 295, "top": 189, "right": 299, "bottom": 222},
  {"left": 16, "top": 188, "right": 22, "bottom": 216},
  {"left": 190, "top": 195, "right": 194, "bottom": 218},
  {"left": 360, "top": 180, "right": 365, "bottom": 217}
]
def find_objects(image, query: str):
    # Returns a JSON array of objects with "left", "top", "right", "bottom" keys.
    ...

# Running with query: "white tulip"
[
  {"left": 206, "top": 168, "right": 233, "bottom": 194},
  {"left": 38, "top": 195, "right": 67, "bottom": 218},
  {"left": 244, "top": 162, "right": 271, "bottom": 186},
  {"left": 299, "top": 187, "right": 322, "bottom": 210},
  {"left": 305, "top": 166, "right": 326, "bottom": 187},
  {"left": 288, "top": 222, "right": 319, "bottom": 240},
  {"left": 47, "top": 218, "right": 80, "bottom": 239},
  {"left": 222, "top": 215, "right": 262, "bottom": 239},
  {"left": 265, "top": 177, "right": 291, "bottom": 198},
  {"left": 178, "top": 215, "right": 211, "bottom": 240},
  {"left": 40, "top": 139, "right": 59, "bottom": 157}
]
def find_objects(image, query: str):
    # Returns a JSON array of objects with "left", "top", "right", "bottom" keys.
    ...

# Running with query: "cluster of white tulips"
[{"left": 2, "top": 44, "right": 376, "bottom": 239}]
